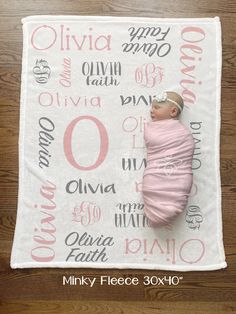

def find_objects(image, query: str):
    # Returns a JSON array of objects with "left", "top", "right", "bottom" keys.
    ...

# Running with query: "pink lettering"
[
  {"left": 31, "top": 180, "right": 57, "bottom": 262},
  {"left": 63, "top": 116, "right": 108, "bottom": 170}
]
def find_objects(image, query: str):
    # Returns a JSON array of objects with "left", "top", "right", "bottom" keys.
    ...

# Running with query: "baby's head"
[{"left": 150, "top": 91, "right": 184, "bottom": 121}]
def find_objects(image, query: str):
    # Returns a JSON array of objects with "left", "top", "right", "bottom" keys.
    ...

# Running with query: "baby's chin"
[{"left": 151, "top": 115, "right": 162, "bottom": 121}]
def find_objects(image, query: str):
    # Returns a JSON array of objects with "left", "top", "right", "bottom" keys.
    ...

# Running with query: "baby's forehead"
[{"left": 152, "top": 100, "right": 169, "bottom": 107}]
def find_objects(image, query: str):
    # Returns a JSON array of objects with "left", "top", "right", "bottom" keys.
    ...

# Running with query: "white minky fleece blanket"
[{"left": 10, "top": 15, "right": 227, "bottom": 271}]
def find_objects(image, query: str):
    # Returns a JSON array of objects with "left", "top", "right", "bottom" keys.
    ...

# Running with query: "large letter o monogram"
[{"left": 63, "top": 116, "right": 109, "bottom": 170}]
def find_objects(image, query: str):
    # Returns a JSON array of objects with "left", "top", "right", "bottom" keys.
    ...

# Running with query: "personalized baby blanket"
[{"left": 11, "top": 15, "right": 227, "bottom": 271}]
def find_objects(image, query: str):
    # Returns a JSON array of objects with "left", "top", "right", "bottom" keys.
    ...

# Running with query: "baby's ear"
[{"left": 171, "top": 106, "right": 178, "bottom": 117}]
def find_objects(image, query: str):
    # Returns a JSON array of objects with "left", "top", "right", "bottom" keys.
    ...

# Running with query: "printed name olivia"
[
  {"left": 66, "top": 178, "right": 116, "bottom": 194},
  {"left": 39, "top": 116, "right": 55, "bottom": 169},
  {"left": 31, "top": 179, "right": 57, "bottom": 263},
  {"left": 31, "top": 25, "right": 111, "bottom": 51}
]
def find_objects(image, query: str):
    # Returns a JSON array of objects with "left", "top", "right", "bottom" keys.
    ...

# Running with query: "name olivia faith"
[{"left": 65, "top": 231, "right": 115, "bottom": 262}]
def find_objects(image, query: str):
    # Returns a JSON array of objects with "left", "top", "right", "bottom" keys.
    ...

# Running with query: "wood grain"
[{"left": 0, "top": 0, "right": 236, "bottom": 313}]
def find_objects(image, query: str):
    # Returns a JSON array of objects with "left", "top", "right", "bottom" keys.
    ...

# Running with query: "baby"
[{"left": 142, "top": 91, "right": 195, "bottom": 228}]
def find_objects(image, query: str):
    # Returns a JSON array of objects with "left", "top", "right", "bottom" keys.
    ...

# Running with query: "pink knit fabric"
[{"left": 142, "top": 118, "right": 195, "bottom": 227}]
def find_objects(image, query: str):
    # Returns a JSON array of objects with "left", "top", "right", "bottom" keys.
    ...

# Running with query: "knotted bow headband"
[{"left": 155, "top": 91, "right": 184, "bottom": 112}]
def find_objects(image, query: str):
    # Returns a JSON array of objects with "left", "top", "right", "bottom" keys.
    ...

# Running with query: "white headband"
[{"left": 154, "top": 91, "right": 183, "bottom": 112}]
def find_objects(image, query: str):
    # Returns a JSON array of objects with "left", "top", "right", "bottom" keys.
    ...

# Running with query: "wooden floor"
[{"left": 0, "top": 1, "right": 236, "bottom": 313}]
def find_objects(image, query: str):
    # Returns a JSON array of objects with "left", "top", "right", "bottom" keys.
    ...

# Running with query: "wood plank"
[{"left": 0, "top": 301, "right": 235, "bottom": 314}]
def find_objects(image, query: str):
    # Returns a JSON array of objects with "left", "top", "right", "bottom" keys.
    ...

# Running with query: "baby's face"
[{"left": 150, "top": 100, "right": 175, "bottom": 121}]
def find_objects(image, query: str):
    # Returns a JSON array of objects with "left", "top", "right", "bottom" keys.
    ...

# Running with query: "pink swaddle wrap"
[{"left": 142, "top": 118, "right": 195, "bottom": 227}]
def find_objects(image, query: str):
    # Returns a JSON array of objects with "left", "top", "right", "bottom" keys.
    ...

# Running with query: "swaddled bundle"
[{"left": 142, "top": 118, "right": 195, "bottom": 227}]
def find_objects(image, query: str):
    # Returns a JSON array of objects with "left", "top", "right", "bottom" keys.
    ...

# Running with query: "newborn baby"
[{"left": 142, "top": 91, "right": 195, "bottom": 228}]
